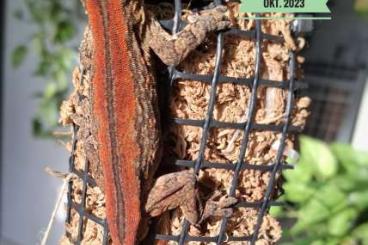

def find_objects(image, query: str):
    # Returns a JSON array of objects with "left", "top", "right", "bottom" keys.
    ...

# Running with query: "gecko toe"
[
  {"left": 219, "top": 196, "right": 238, "bottom": 208},
  {"left": 215, "top": 21, "right": 232, "bottom": 31},
  {"left": 200, "top": 193, "right": 238, "bottom": 222}
]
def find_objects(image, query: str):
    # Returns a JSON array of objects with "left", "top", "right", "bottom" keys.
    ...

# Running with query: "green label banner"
[{"left": 240, "top": 0, "right": 330, "bottom": 13}]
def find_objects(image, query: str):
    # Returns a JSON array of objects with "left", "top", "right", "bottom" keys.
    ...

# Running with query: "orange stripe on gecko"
[
  {"left": 85, "top": 1, "right": 141, "bottom": 245},
  {"left": 108, "top": 0, "right": 142, "bottom": 244}
]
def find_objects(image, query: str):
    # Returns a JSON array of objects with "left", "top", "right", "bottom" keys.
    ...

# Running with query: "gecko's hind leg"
[{"left": 146, "top": 170, "right": 238, "bottom": 225}]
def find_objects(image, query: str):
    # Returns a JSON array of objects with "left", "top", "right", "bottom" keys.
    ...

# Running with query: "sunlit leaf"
[
  {"left": 300, "top": 136, "right": 338, "bottom": 179},
  {"left": 283, "top": 158, "right": 314, "bottom": 184},
  {"left": 351, "top": 223, "right": 368, "bottom": 242},
  {"left": 283, "top": 182, "right": 316, "bottom": 203},
  {"left": 348, "top": 190, "right": 368, "bottom": 210},
  {"left": 314, "top": 184, "right": 346, "bottom": 210},
  {"left": 329, "top": 176, "right": 359, "bottom": 192},
  {"left": 291, "top": 199, "right": 330, "bottom": 234},
  {"left": 328, "top": 208, "right": 358, "bottom": 236},
  {"left": 44, "top": 82, "right": 58, "bottom": 99},
  {"left": 310, "top": 241, "right": 325, "bottom": 245},
  {"left": 269, "top": 206, "right": 283, "bottom": 217}
]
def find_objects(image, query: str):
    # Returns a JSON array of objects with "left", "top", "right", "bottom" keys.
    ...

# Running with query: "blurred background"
[{"left": 0, "top": 0, "right": 367, "bottom": 244}]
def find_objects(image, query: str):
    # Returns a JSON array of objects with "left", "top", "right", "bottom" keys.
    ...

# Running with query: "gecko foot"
[
  {"left": 187, "top": 5, "right": 232, "bottom": 32},
  {"left": 146, "top": 171, "right": 238, "bottom": 226},
  {"left": 145, "top": 170, "right": 199, "bottom": 223},
  {"left": 199, "top": 191, "right": 238, "bottom": 223}
]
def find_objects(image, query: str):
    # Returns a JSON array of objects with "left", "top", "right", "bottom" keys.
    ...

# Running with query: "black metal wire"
[
  {"left": 216, "top": 16, "right": 263, "bottom": 244},
  {"left": 154, "top": 1, "right": 303, "bottom": 244},
  {"left": 65, "top": 0, "right": 304, "bottom": 244},
  {"left": 250, "top": 52, "right": 296, "bottom": 244},
  {"left": 65, "top": 124, "right": 109, "bottom": 244}
]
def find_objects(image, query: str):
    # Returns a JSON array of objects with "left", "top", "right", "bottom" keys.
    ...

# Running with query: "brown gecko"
[{"left": 81, "top": 1, "right": 237, "bottom": 244}]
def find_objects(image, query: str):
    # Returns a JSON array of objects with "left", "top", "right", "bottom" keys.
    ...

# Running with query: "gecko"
[{"left": 81, "top": 1, "right": 237, "bottom": 244}]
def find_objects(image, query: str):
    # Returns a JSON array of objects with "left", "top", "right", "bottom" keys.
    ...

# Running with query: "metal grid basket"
[{"left": 65, "top": 1, "right": 306, "bottom": 244}]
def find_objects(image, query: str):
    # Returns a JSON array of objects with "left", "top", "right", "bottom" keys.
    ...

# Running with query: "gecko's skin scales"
[
  {"left": 83, "top": 0, "right": 232, "bottom": 244},
  {"left": 86, "top": 1, "right": 154, "bottom": 244}
]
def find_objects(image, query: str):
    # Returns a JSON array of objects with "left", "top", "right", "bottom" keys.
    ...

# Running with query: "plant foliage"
[
  {"left": 273, "top": 136, "right": 368, "bottom": 244},
  {"left": 12, "top": 0, "right": 85, "bottom": 137}
]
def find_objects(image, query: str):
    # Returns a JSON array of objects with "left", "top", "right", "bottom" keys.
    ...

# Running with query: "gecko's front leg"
[
  {"left": 146, "top": 5, "right": 232, "bottom": 66},
  {"left": 145, "top": 170, "right": 237, "bottom": 225}
]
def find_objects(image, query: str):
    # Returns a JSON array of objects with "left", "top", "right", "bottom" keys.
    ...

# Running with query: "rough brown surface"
[
  {"left": 60, "top": 29, "right": 107, "bottom": 244},
  {"left": 60, "top": 3, "right": 310, "bottom": 245}
]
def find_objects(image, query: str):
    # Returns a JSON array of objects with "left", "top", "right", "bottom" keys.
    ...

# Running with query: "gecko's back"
[{"left": 84, "top": 0, "right": 161, "bottom": 244}]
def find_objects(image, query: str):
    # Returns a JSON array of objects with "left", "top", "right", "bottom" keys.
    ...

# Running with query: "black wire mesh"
[
  {"left": 65, "top": 1, "right": 306, "bottom": 244},
  {"left": 65, "top": 124, "right": 110, "bottom": 245}
]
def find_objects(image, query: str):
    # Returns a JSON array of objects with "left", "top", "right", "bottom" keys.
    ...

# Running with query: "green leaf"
[
  {"left": 329, "top": 176, "right": 359, "bottom": 192},
  {"left": 352, "top": 223, "right": 368, "bottom": 242},
  {"left": 291, "top": 184, "right": 347, "bottom": 235},
  {"left": 300, "top": 136, "right": 338, "bottom": 179},
  {"left": 32, "top": 117, "right": 53, "bottom": 138},
  {"left": 291, "top": 199, "right": 330, "bottom": 234},
  {"left": 327, "top": 208, "right": 358, "bottom": 236},
  {"left": 269, "top": 206, "right": 283, "bottom": 217},
  {"left": 331, "top": 143, "right": 368, "bottom": 166},
  {"left": 12, "top": 45, "right": 28, "bottom": 67},
  {"left": 283, "top": 182, "right": 315, "bottom": 203},
  {"left": 282, "top": 238, "right": 319, "bottom": 245},
  {"left": 324, "top": 238, "right": 343, "bottom": 245},
  {"left": 331, "top": 144, "right": 358, "bottom": 174},
  {"left": 31, "top": 33, "right": 46, "bottom": 57},
  {"left": 354, "top": 150, "right": 368, "bottom": 167},
  {"left": 43, "top": 82, "right": 59, "bottom": 99},
  {"left": 57, "top": 48, "right": 74, "bottom": 70},
  {"left": 314, "top": 184, "right": 347, "bottom": 212},
  {"left": 39, "top": 96, "right": 59, "bottom": 126},
  {"left": 54, "top": 20, "right": 75, "bottom": 43},
  {"left": 310, "top": 241, "right": 325, "bottom": 245},
  {"left": 283, "top": 158, "right": 314, "bottom": 184},
  {"left": 32, "top": 117, "right": 49, "bottom": 137},
  {"left": 348, "top": 190, "right": 368, "bottom": 210},
  {"left": 35, "top": 60, "right": 50, "bottom": 76}
]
